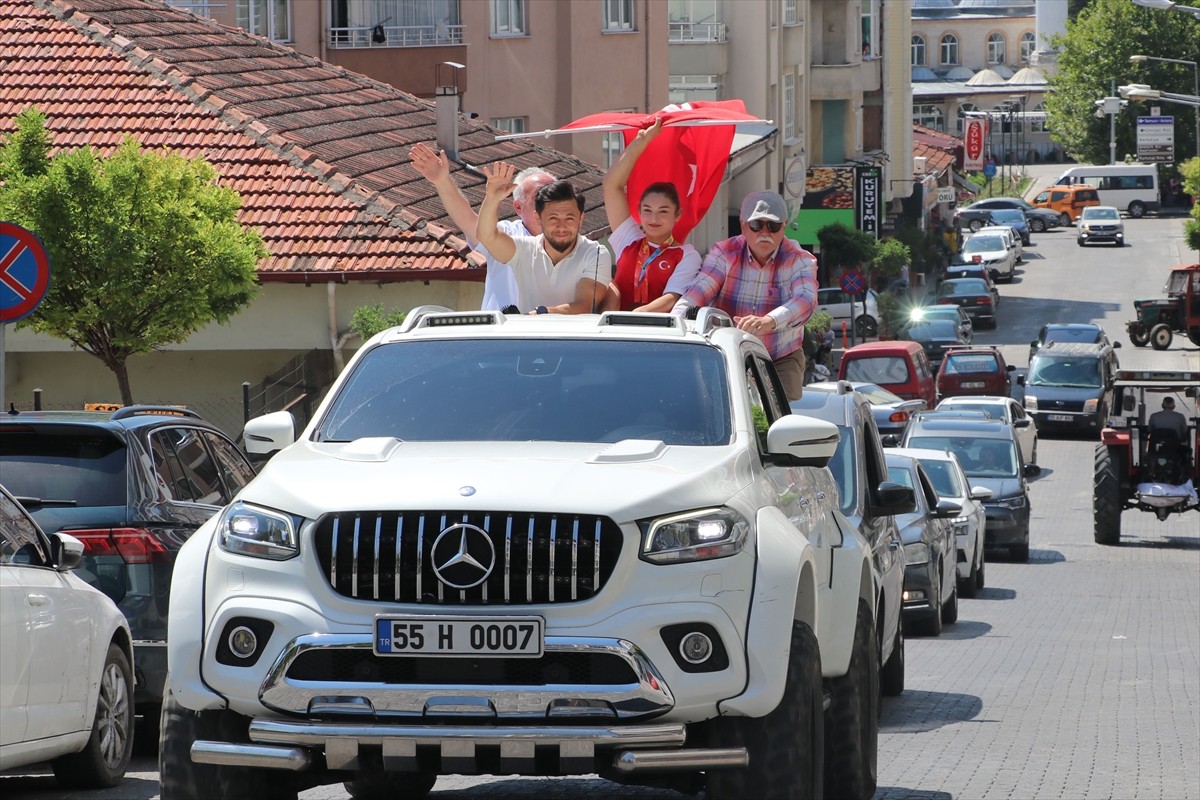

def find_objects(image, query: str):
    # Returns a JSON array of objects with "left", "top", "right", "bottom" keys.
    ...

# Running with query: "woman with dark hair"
[{"left": 601, "top": 118, "right": 702, "bottom": 312}]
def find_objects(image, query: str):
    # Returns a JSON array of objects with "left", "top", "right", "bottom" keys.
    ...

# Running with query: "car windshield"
[
  {"left": 942, "top": 354, "right": 998, "bottom": 374},
  {"left": 853, "top": 383, "right": 904, "bottom": 405},
  {"left": 315, "top": 339, "right": 732, "bottom": 445},
  {"left": 990, "top": 210, "right": 1024, "bottom": 224},
  {"left": 843, "top": 356, "right": 912, "bottom": 386},
  {"left": 1026, "top": 354, "right": 1103, "bottom": 388},
  {"left": 1044, "top": 328, "right": 1101, "bottom": 346},
  {"left": 939, "top": 279, "right": 988, "bottom": 297},
  {"left": 906, "top": 320, "right": 958, "bottom": 340},
  {"left": 1084, "top": 208, "right": 1119, "bottom": 220},
  {"left": 917, "top": 457, "right": 965, "bottom": 500},
  {"left": 905, "top": 436, "right": 1018, "bottom": 478},
  {"left": 939, "top": 401, "right": 1005, "bottom": 420},
  {"left": 0, "top": 428, "right": 127, "bottom": 505},
  {"left": 963, "top": 236, "right": 1004, "bottom": 253}
]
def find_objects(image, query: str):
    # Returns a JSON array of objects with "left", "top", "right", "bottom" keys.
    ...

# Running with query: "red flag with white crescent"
[{"left": 562, "top": 100, "right": 758, "bottom": 241}]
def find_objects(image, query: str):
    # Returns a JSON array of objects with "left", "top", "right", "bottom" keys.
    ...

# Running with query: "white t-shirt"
[
  {"left": 505, "top": 234, "right": 612, "bottom": 311},
  {"left": 608, "top": 217, "right": 703, "bottom": 298},
  {"left": 477, "top": 219, "right": 527, "bottom": 311}
]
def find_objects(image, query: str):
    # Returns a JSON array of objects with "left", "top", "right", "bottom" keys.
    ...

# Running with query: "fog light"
[
  {"left": 228, "top": 626, "right": 258, "bottom": 659},
  {"left": 679, "top": 632, "right": 713, "bottom": 664}
]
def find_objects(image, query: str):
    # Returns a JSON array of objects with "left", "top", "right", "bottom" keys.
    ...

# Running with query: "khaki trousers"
[{"left": 775, "top": 351, "right": 806, "bottom": 401}]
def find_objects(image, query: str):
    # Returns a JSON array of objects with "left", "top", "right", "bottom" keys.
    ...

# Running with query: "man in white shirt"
[
  {"left": 476, "top": 161, "right": 610, "bottom": 315},
  {"left": 409, "top": 142, "right": 554, "bottom": 311}
]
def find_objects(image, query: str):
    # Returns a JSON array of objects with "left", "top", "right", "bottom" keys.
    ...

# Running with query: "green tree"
[
  {"left": 349, "top": 304, "right": 408, "bottom": 341},
  {"left": 1045, "top": 0, "right": 1200, "bottom": 164},
  {"left": 816, "top": 222, "right": 878, "bottom": 279},
  {"left": 1181, "top": 156, "right": 1200, "bottom": 252},
  {"left": 872, "top": 238, "right": 911, "bottom": 285},
  {"left": 0, "top": 110, "right": 265, "bottom": 405}
]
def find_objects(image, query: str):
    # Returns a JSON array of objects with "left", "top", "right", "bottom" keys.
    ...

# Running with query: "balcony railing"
[
  {"left": 668, "top": 21, "right": 726, "bottom": 43},
  {"left": 327, "top": 24, "right": 465, "bottom": 49}
]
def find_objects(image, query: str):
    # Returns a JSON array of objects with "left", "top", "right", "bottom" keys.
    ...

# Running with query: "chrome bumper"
[{"left": 191, "top": 719, "right": 748, "bottom": 774}]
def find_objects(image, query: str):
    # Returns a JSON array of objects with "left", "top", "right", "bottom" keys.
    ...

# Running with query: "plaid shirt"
[{"left": 674, "top": 236, "right": 818, "bottom": 360}]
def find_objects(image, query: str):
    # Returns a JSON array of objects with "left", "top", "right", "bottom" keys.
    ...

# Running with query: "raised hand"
[
  {"left": 483, "top": 161, "right": 518, "bottom": 200},
  {"left": 409, "top": 142, "right": 450, "bottom": 184},
  {"left": 633, "top": 116, "right": 663, "bottom": 148}
]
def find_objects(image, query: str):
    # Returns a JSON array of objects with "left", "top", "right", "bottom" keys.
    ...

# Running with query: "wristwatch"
[{"left": 536, "top": 305, "right": 548, "bottom": 315}]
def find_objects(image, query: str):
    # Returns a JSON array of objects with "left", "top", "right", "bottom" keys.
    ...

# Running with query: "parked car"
[
  {"left": 816, "top": 286, "right": 881, "bottom": 337},
  {"left": 1076, "top": 205, "right": 1125, "bottom": 247},
  {"left": 0, "top": 406, "right": 257, "bottom": 743},
  {"left": 892, "top": 448, "right": 990, "bottom": 598},
  {"left": 936, "top": 396, "right": 1039, "bottom": 467},
  {"left": 883, "top": 452, "right": 960, "bottom": 636},
  {"left": 0, "top": 484, "right": 135, "bottom": 787},
  {"left": 1029, "top": 322, "right": 1116, "bottom": 363},
  {"left": 934, "top": 278, "right": 997, "bottom": 329},
  {"left": 806, "top": 381, "right": 929, "bottom": 439},
  {"left": 959, "top": 232, "right": 1016, "bottom": 282},
  {"left": 909, "top": 304, "right": 973, "bottom": 344},
  {"left": 963, "top": 196, "right": 1060, "bottom": 232},
  {"left": 904, "top": 318, "right": 971, "bottom": 370},
  {"left": 986, "top": 209, "right": 1031, "bottom": 247},
  {"left": 901, "top": 416, "right": 1039, "bottom": 562},
  {"left": 1018, "top": 342, "right": 1121, "bottom": 434},
  {"left": 839, "top": 340, "right": 938, "bottom": 407},
  {"left": 935, "top": 346, "right": 1015, "bottom": 401},
  {"left": 975, "top": 224, "right": 1023, "bottom": 263},
  {"left": 791, "top": 382, "right": 916, "bottom": 696},
  {"left": 942, "top": 261, "right": 1000, "bottom": 305},
  {"left": 1030, "top": 184, "right": 1101, "bottom": 224}
]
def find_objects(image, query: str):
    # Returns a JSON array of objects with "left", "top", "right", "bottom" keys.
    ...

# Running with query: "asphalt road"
[{"left": 3, "top": 212, "right": 1198, "bottom": 800}]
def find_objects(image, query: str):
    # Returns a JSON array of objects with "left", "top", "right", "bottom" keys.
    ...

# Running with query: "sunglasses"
[{"left": 746, "top": 219, "right": 783, "bottom": 233}]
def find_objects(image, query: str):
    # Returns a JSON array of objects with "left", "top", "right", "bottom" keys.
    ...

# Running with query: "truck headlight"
[
  {"left": 1083, "top": 398, "right": 1099, "bottom": 413},
  {"left": 639, "top": 508, "right": 749, "bottom": 564},
  {"left": 218, "top": 501, "right": 301, "bottom": 560},
  {"left": 904, "top": 542, "right": 929, "bottom": 565},
  {"left": 1025, "top": 395, "right": 1038, "bottom": 411}
]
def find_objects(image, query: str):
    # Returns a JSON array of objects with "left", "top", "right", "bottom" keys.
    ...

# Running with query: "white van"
[{"left": 1053, "top": 164, "right": 1159, "bottom": 218}]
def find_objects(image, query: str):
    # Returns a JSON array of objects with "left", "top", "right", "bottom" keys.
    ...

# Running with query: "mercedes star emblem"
[{"left": 431, "top": 524, "right": 496, "bottom": 590}]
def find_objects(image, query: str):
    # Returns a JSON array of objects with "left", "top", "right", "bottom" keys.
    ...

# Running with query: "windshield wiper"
[{"left": 14, "top": 496, "right": 77, "bottom": 508}]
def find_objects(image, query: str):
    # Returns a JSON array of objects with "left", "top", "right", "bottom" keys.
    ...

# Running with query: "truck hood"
[{"left": 239, "top": 438, "right": 754, "bottom": 523}]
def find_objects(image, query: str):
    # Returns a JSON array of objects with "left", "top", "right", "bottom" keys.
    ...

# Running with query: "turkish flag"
[{"left": 562, "top": 100, "right": 756, "bottom": 242}]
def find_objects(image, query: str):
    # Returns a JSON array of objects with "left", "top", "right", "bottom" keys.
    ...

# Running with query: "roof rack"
[{"left": 110, "top": 405, "right": 201, "bottom": 420}]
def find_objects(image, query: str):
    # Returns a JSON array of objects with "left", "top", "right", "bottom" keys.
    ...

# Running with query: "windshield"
[
  {"left": 315, "top": 339, "right": 732, "bottom": 445},
  {"left": 918, "top": 457, "right": 965, "bottom": 500},
  {"left": 964, "top": 236, "right": 1004, "bottom": 252},
  {"left": 906, "top": 436, "right": 1018, "bottom": 478},
  {"left": 1083, "top": 208, "right": 1119, "bottom": 220},
  {"left": 1026, "top": 354, "right": 1102, "bottom": 388}
]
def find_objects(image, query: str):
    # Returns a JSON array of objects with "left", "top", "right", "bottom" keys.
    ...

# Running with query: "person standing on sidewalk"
[{"left": 671, "top": 190, "right": 818, "bottom": 400}]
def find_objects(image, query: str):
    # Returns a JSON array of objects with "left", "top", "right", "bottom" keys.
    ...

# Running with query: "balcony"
[
  {"left": 668, "top": 21, "right": 726, "bottom": 43},
  {"left": 328, "top": 24, "right": 465, "bottom": 49}
]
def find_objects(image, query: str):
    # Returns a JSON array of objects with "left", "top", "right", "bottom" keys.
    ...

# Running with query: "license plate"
[
  {"left": 1048, "top": 414, "right": 1072, "bottom": 422},
  {"left": 961, "top": 382, "right": 985, "bottom": 389},
  {"left": 374, "top": 615, "right": 544, "bottom": 657}
]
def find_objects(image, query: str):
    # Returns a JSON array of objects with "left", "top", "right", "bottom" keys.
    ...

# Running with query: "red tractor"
[
  {"left": 1094, "top": 370, "right": 1200, "bottom": 544},
  {"left": 1125, "top": 264, "right": 1200, "bottom": 351}
]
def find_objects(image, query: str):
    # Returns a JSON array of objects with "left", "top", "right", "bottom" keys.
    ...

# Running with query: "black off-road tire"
[
  {"left": 1188, "top": 328, "right": 1200, "bottom": 347},
  {"left": 345, "top": 771, "right": 437, "bottom": 800},
  {"left": 706, "top": 621, "right": 823, "bottom": 800},
  {"left": 52, "top": 644, "right": 134, "bottom": 788},
  {"left": 1150, "top": 323, "right": 1173, "bottom": 351},
  {"left": 824, "top": 601, "right": 879, "bottom": 800},
  {"left": 1129, "top": 325, "right": 1151, "bottom": 347},
  {"left": 1094, "top": 443, "right": 1123, "bottom": 545},
  {"left": 942, "top": 578, "right": 959, "bottom": 624},
  {"left": 1010, "top": 542, "right": 1030, "bottom": 562},
  {"left": 159, "top": 685, "right": 298, "bottom": 800},
  {"left": 880, "top": 619, "right": 904, "bottom": 698}
]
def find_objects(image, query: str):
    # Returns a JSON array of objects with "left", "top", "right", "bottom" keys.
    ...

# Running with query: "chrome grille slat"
[{"left": 315, "top": 511, "right": 621, "bottom": 606}]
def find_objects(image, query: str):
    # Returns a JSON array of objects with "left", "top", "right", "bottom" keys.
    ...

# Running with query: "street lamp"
[
  {"left": 1130, "top": 54, "right": 1200, "bottom": 158},
  {"left": 1131, "top": 0, "right": 1200, "bottom": 19}
]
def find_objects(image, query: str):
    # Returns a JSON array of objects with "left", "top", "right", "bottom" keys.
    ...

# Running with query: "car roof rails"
[
  {"left": 110, "top": 405, "right": 202, "bottom": 421},
  {"left": 695, "top": 307, "right": 734, "bottom": 336}
]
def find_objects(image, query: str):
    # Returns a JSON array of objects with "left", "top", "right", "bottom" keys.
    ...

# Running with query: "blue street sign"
[
  {"left": 840, "top": 269, "right": 865, "bottom": 296},
  {"left": 1, "top": 222, "right": 51, "bottom": 324},
  {"left": 982, "top": 160, "right": 997, "bottom": 179}
]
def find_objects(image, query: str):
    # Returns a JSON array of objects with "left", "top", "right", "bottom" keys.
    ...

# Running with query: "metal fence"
[{"left": 243, "top": 349, "right": 336, "bottom": 437}]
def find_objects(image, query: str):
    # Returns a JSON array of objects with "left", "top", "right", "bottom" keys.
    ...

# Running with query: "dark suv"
[
  {"left": 792, "top": 381, "right": 915, "bottom": 696},
  {"left": 0, "top": 406, "right": 256, "bottom": 741},
  {"left": 1017, "top": 342, "right": 1120, "bottom": 434}
]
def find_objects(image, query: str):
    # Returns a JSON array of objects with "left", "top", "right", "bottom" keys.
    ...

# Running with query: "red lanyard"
[{"left": 634, "top": 236, "right": 673, "bottom": 304}]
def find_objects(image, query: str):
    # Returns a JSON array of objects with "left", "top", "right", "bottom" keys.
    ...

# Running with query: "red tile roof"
[{"left": 3, "top": 0, "right": 611, "bottom": 283}]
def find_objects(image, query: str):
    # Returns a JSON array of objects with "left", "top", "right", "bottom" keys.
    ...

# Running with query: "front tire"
[
  {"left": 880, "top": 620, "right": 904, "bottom": 697},
  {"left": 1150, "top": 323, "right": 1173, "bottom": 350},
  {"left": 941, "top": 571, "right": 959, "bottom": 624},
  {"left": 960, "top": 551, "right": 978, "bottom": 599},
  {"left": 1010, "top": 542, "right": 1030, "bottom": 562},
  {"left": 159, "top": 685, "right": 298, "bottom": 800},
  {"left": 969, "top": 219, "right": 983, "bottom": 232},
  {"left": 52, "top": 644, "right": 133, "bottom": 789},
  {"left": 975, "top": 548, "right": 986, "bottom": 589},
  {"left": 855, "top": 315, "right": 879, "bottom": 337},
  {"left": 824, "top": 601, "right": 879, "bottom": 800},
  {"left": 1029, "top": 217, "right": 1046, "bottom": 233},
  {"left": 1060, "top": 212, "right": 1071, "bottom": 225},
  {"left": 1094, "top": 443, "right": 1122, "bottom": 545},
  {"left": 706, "top": 621, "right": 823, "bottom": 800},
  {"left": 1129, "top": 325, "right": 1151, "bottom": 347}
]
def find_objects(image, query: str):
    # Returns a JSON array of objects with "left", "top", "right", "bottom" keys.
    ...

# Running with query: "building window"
[
  {"left": 669, "top": 75, "right": 722, "bottom": 104},
  {"left": 987, "top": 32, "right": 1006, "bottom": 65},
  {"left": 491, "top": 0, "right": 527, "bottom": 36},
  {"left": 329, "top": 0, "right": 462, "bottom": 48},
  {"left": 913, "top": 104, "right": 944, "bottom": 132},
  {"left": 860, "top": 0, "right": 878, "bottom": 58},
  {"left": 1030, "top": 102, "right": 1047, "bottom": 133},
  {"left": 957, "top": 102, "right": 981, "bottom": 135},
  {"left": 911, "top": 34, "right": 926, "bottom": 66},
  {"left": 667, "top": 0, "right": 725, "bottom": 42},
  {"left": 603, "top": 0, "right": 635, "bottom": 31},
  {"left": 237, "top": 0, "right": 291, "bottom": 42},
  {"left": 1020, "top": 31, "right": 1037, "bottom": 63},
  {"left": 490, "top": 117, "right": 527, "bottom": 135},
  {"left": 602, "top": 131, "right": 625, "bottom": 168},
  {"left": 782, "top": 0, "right": 798, "bottom": 26},
  {"left": 782, "top": 70, "right": 796, "bottom": 142},
  {"left": 940, "top": 34, "right": 959, "bottom": 66}
]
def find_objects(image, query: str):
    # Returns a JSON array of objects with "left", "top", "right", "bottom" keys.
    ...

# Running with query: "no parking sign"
[{"left": 1, "top": 222, "right": 51, "bottom": 324}]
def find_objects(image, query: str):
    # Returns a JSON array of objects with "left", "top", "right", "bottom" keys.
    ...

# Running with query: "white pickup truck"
[{"left": 161, "top": 307, "right": 882, "bottom": 800}]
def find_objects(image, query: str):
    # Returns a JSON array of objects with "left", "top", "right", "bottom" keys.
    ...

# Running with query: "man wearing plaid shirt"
[{"left": 672, "top": 190, "right": 818, "bottom": 400}]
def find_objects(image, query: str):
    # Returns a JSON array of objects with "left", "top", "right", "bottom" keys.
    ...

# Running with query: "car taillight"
[
  {"left": 975, "top": 298, "right": 991, "bottom": 305},
  {"left": 889, "top": 411, "right": 910, "bottom": 423},
  {"left": 71, "top": 528, "right": 170, "bottom": 564}
]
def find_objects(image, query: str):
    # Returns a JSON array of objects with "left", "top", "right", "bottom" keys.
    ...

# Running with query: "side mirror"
[
  {"left": 969, "top": 485, "right": 994, "bottom": 500},
  {"left": 1112, "top": 341, "right": 1122, "bottom": 349},
  {"left": 874, "top": 481, "right": 917, "bottom": 515},
  {"left": 1024, "top": 463, "right": 1042, "bottom": 478},
  {"left": 1029, "top": 340, "right": 1038, "bottom": 349},
  {"left": 50, "top": 532, "right": 84, "bottom": 572},
  {"left": 881, "top": 433, "right": 900, "bottom": 447},
  {"left": 1013, "top": 418, "right": 1031, "bottom": 428},
  {"left": 765, "top": 415, "right": 840, "bottom": 468},
  {"left": 934, "top": 498, "right": 963, "bottom": 518},
  {"left": 1006, "top": 364, "right": 1016, "bottom": 372},
  {"left": 243, "top": 411, "right": 296, "bottom": 456}
]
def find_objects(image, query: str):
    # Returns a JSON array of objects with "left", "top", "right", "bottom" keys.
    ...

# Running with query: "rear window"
[
  {"left": 0, "top": 428, "right": 127, "bottom": 506},
  {"left": 843, "top": 356, "right": 912, "bottom": 386},
  {"left": 942, "top": 354, "right": 998, "bottom": 374}
]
